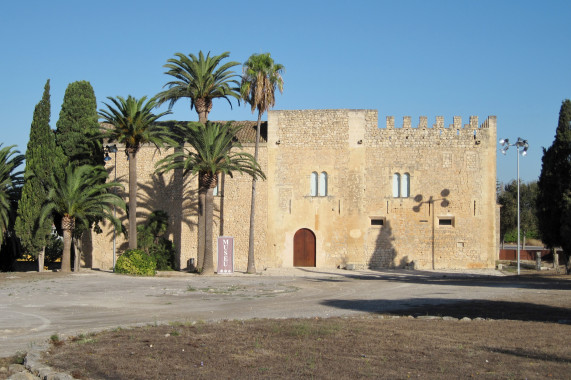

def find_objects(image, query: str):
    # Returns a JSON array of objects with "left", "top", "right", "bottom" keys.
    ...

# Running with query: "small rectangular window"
[
  {"left": 370, "top": 217, "right": 385, "bottom": 226},
  {"left": 438, "top": 217, "right": 454, "bottom": 226}
]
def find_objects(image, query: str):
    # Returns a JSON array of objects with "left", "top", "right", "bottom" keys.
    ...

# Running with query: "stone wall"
[
  {"left": 266, "top": 109, "right": 497, "bottom": 270},
  {"left": 89, "top": 109, "right": 497, "bottom": 271},
  {"left": 90, "top": 142, "right": 268, "bottom": 272}
]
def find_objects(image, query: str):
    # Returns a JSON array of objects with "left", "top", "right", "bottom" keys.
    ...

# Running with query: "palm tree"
[
  {"left": 40, "top": 164, "right": 125, "bottom": 272},
  {"left": 0, "top": 144, "right": 24, "bottom": 246},
  {"left": 240, "top": 53, "right": 284, "bottom": 273},
  {"left": 98, "top": 95, "right": 172, "bottom": 249},
  {"left": 157, "top": 122, "right": 265, "bottom": 274},
  {"left": 156, "top": 51, "right": 240, "bottom": 124}
]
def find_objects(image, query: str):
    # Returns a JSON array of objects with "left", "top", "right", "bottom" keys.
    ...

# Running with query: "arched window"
[
  {"left": 212, "top": 174, "right": 221, "bottom": 196},
  {"left": 401, "top": 173, "right": 410, "bottom": 198},
  {"left": 310, "top": 172, "right": 318, "bottom": 196},
  {"left": 392, "top": 173, "right": 401, "bottom": 198},
  {"left": 319, "top": 172, "right": 328, "bottom": 196}
]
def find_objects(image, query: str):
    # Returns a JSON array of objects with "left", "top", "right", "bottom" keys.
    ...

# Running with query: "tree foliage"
[
  {"left": 240, "top": 52, "right": 284, "bottom": 273},
  {"left": 498, "top": 180, "right": 539, "bottom": 242},
  {"left": 240, "top": 53, "right": 284, "bottom": 116},
  {"left": 56, "top": 81, "right": 103, "bottom": 167},
  {"left": 157, "top": 122, "right": 265, "bottom": 274},
  {"left": 537, "top": 99, "right": 571, "bottom": 271},
  {"left": 137, "top": 210, "right": 175, "bottom": 270},
  {"left": 99, "top": 95, "right": 172, "bottom": 249},
  {"left": 0, "top": 145, "right": 24, "bottom": 246},
  {"left": 156, "top": 51, "right": 240, "bottom": 124},
  {"left": 15, "top": 80, "right": 66, "bottom": 258},
  {"left": 40, "top": 164, "right": 125, "bottom": 272}
]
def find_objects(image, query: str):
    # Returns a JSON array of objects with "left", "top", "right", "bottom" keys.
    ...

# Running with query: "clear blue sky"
[{"left": 1, "top": 0, "right": 570, "bottom": 183}]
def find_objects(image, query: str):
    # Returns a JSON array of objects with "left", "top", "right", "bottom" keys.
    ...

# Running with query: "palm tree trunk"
[
  {"left": 197, "top": 190, "right": 205, "bottom": 271},
  {"left": 128, "top": 150, "right": 138, "bottom": 249},
  {"left": 201, "top": 186, "right": 215, "bottom": 275},
  {"left": 195, "top": 98, "right": 212, "bottom": 125},
  {"left": 73, "top": 236, "right": 81, "bottom": 272},
  {"left": 219, "top": 173, "right": 225, "bottom": 236},
  {"left": 61, "top": 226, "right": 72, "bottom": 273},
  {"left": 247, "top": 111, "right": 263, "bottom": 274},
  {"left": 37, "top": 247, "right": 45, "bottom": 272}
]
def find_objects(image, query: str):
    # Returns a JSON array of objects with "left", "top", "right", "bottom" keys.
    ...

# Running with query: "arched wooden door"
[{"left": 293, "top": 228, "right": 316, "bottom": 267}]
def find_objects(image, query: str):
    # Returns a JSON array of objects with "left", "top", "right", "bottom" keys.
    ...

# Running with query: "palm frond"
[
  {"left": 0, "top": 144, "right": 24, "bottom": 245},
  {"left": 99, "top": 95, "right": 175, "bottom": 152},
  {"left": 156, "top": 51, "right": 240, "bottom": 116},
  {"left": 40, "top": 164, "right": 126, "bottom": 234},
  {"left": 155, "top": 122, "right": 265, "bottom": 189},
  {"left": 241, "top": 53, "right": 284, "bottom": 115}
]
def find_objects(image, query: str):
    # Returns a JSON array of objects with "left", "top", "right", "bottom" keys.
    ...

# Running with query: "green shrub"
[
  {"left": 503, "top": 228, "right": 540, "bottom": 244},
  {"left": 149, "top": 241, "right": 175, "bottom": 271},
  {"left": 137, "top": 210, "right": 176, "bottom": 270},
  {"left": 115, "top": 249, "right": 156, "bottom": 276},
  {"left": 45, "top": 233, "right": 63, "bottom": 263}
]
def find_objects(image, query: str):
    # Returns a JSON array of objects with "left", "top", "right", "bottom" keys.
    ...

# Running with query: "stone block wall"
[
  {"left": 266, "top": 109, "right": 497, "bottom": 270},
  {"left": 89, "top": 141, "right": 268, "bottom": 272},
  {"left": 89, "top": 109, "right": 497, "bottom": 272}
]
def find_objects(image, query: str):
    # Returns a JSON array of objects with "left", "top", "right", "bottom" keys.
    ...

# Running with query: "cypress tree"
[
  {"left": 15, "top": 80, "right": 66, "bottom": 271},
  {"left": 537, "top": 99, "right": 571, "bottom": 272},
  {"left": 55, "top": 81, "right": 104, "bottom": 271},
  {"left": 56, "top": 81, "right": 103, "bottom": 167}
]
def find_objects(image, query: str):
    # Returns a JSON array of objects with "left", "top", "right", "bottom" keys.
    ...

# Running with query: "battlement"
[{"left": 385, "top": 115, "right": 495, "bottom": 130}]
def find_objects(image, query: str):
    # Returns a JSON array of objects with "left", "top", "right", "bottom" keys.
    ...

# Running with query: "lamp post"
[
  {"left": 499, "top": 137, "right": 529, "bottom": 275},
  {"left": 104, "top": 144, "right": 118, "bottom": 271}
]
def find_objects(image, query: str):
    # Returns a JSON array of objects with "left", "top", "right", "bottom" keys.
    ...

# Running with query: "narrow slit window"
[
  {"left": 392, "top": 173, "right": 401, "bottom": 198},
  {"left": 401, "top": 173, "right": 410, "bottom": 198},
  {"left": 319, "top": 172, "right": 328, "bottom": 196},
  {"left": 310, "top": 172, "right": 318, "bottom": 196},
  {"left": 213, "top": 174, "right": 220, "bottom": 196}
]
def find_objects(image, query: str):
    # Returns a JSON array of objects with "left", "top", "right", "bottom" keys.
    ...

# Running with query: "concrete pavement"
[{"left": 1, "top": 267, "right": 568, "bottom": 357}]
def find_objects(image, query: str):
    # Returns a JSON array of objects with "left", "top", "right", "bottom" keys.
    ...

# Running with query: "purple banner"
[{"left": 217, "top": 236, "right": 234, "bottom": 274}]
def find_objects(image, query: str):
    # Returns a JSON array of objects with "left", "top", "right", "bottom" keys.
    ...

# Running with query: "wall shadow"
[
  {"left": 80, "top": 230, "right": 93, "bottom": 268},
  {"left": 367, "top": 189, "right": 451, "bottom": 270},
  {"left": 320, "top": 298, "right": 570, "bottom": 323},
  {"left": 368, "top": 220, "right": 397, "bottom": 269},
  {"left": 138, "top": 171, "right": 196, "bottom": 270},
  {"left": 411, "top": 189, "right": 451, "bottom": 270}
]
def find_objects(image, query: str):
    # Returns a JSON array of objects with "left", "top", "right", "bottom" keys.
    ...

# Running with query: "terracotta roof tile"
[{"left": 101, "top": 120, "right": 267, "bottom": 145}]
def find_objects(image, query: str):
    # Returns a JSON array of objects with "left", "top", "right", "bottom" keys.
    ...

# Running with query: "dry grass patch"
[{"left": 43, "top": 317, "right": 571, "bottom": 379}]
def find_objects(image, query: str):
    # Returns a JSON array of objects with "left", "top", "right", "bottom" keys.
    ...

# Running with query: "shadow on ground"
[
  {"left": 321, "top": 298, "right": 571, "bottom": 323},
  {"left": 297, "top": 267, "right": 571, "bottom": 291}
]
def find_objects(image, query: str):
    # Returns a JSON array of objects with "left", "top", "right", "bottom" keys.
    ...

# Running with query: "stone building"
[{"left": 89, "top": 109, "right": 498, "bottom": 271}]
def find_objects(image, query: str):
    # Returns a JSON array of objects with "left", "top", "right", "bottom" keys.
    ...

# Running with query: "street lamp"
[
  {"left": 104, "top": 144, "right": 118, "bottom": 271},
  {"left": 499, "top": 137, "right": 529, "bottom": 275}
]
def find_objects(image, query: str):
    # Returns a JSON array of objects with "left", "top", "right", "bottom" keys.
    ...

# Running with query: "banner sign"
[{"left": 217, "top": 236, "right": 234, "bottom": 274}]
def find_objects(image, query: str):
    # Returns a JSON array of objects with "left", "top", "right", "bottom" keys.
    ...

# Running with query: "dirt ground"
[
  {"left": 1, "top": 269, "right": 570, "bottom": 379},
  {"left": 41, "top": 316, "right": 571, "bottom": 380}
]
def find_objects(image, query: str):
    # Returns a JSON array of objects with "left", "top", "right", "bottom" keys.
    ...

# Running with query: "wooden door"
[{"left": 294, "top": 228, "right": 316, "bottom": 267}]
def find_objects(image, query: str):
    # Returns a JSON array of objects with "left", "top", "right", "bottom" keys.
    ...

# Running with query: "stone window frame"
[
  {"left": 369, "top": 216, "right": 386, "bottom": 227},
  {"left": 310, "top": 171, "right": 328, "bottom": 197},
  {"left": 438, "top": 216, "right": 455, "bottom": 227},
  {"left": 392, "top": 172, "right": 411, "bottom": 198}
]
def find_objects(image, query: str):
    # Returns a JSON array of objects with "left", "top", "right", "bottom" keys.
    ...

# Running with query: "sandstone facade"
[{"left": 90, "top": 109, "right": 498, "bottom": 271}]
